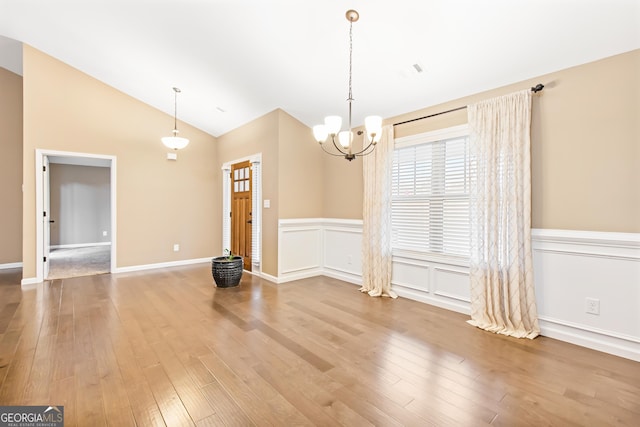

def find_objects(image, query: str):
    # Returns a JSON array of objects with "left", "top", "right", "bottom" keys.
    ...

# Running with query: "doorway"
[
  {"left": 222, "top": 154, "right": 261, "bottom": 275},
  {"left": 231, "top": 161, "right": 252, "bottom": 271},
  {"left": 35, "top": 150, "right": 117, "bottom": 282}
]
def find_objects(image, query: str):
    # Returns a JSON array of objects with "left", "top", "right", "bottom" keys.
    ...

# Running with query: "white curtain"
[
  {"left": 360, "top": 125, "right": 397, "bottom": 298},
  {"left": 467, "top": 90, "right": 540, "bottom": 339}
]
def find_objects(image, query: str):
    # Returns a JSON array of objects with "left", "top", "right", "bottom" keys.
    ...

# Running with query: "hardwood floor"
[{"left": 0, "top": 265, "right": 638, "bottom": 426}]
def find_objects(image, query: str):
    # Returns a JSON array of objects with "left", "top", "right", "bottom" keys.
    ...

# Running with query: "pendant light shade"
[
  {"left": 162, "top": 133, "right": 190, "bottom": 150},
  {"left": 162, "top": 87, "right": 190, "bottom": 150}
]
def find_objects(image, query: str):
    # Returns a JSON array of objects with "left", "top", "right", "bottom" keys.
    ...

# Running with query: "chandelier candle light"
[
  {"left": 312, "top": 9, "right": 382, "bottom": 161},
  {"left": 162, "top": 87, "right": 190, "bottom": 150}
]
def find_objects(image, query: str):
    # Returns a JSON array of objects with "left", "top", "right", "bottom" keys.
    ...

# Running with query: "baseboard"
[
  {"left": 114, "top": 257, "right": 211, "bottom": 274},
  {"left": 0, "top": 262, "right": 22, "bottom": 270},
  {"left": 393, "top": 284, "right": 471, "bottom": 315},
  {"left": 50, "top": 242, "right": 112, "bottom": 249},
  {"left": 277, "top": 267, "right": 324, "bottom": 284},
  {"left": 539, "top": 317, "right": 640, "bottom": 362},
  {"left": 260, "top": 272, "right": 280, "bottom": 284},
  {"left": 321, "top": 268, "right": 362, "bottom": 286},
  {"left": 19, "top": 257, "right": 212, "bottom": 285},
  {"left": 21, "top": 277, "right": 40, "bottom": 286}
]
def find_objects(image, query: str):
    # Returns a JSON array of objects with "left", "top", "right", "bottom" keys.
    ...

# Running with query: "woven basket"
[{"left": 211, "top": 256, "right": 243, "bottom": 288}]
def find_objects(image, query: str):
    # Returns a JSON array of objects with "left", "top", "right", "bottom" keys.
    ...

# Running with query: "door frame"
[
  {"left": 35, "top": 149, "right": 117, "bottom": 282},
  {"left": 222, "top": 153, "right": 262, "bottom": 275}
]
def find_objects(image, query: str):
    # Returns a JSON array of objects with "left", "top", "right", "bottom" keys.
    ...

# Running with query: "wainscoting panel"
[
  {"left": 433, "top": 266, "right": 471, "bottom": 303},
  {"left": 391, "top": 252, "right": 470, "bottom": 314},
  {"left": 323, "top": 221, "right": 363, "bottom": 284},
  {"left": 389, "top": 256, "right": 430, "bottom": 292},
  {"left": 532, "top": 229, "right": 640, "bottom": 361},
  {"left": 277, "top": 219, "right": 640, "bottom": 361},
  {"left": 278, "top": 219, "right": 324, "bottom": 282}
]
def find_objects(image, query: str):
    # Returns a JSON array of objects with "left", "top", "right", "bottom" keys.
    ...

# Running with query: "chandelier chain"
[
  {"left": 347, "top": 19, "right": 354, "bottom": 138},
  {"left": 173, "top": 87, "right": 179, "bottom": 133}
]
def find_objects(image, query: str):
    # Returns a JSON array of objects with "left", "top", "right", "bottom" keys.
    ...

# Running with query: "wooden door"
[{"left": 231, "top": 161, "right": 252, "bottom": 271}]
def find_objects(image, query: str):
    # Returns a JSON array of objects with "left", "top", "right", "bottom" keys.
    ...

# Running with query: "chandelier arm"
[
  {"left": 350, "top": 139, "right": 376, "bottom": 157},
  {"left": 330, "top": 135, "right": 349, "bottom": 155},
  {"left": 319, "top": 142, "right": 349, "bottom": 157}
]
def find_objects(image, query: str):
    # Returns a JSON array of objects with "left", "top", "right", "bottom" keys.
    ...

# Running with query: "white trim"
[
  {"left": 321, "top": 268, "right": 362, "bottom": 286},
  {"left": 35, "top": 149, "right": 117, "bottom": 283},
  {"left": 394, "top": 124, "right": 469, "bottom": 148},
  {"left": 21, "top": 277, "right": 40, "bottom": 286},
  {"left": 50, "top": 242, "right": 112, "bottom": 250},
  {"left": 221, "top": 164, "right": 231, "bottom": 252},
  {"left": 260, "top": 271, "right": 279, "bottom": 284},
  {"left": 532, "top": 228, "right": 640, "bottom": 260},
  {"left": 393, "top": 285, "right": 471, "bottom": 315},
  {"left": 539, "top": 318, "right": 640, "bottom": 362},
  {"left": 279, "top": 218, "right": 363, "bottom": 228},
  {"left": 532, "top": 228, "right": 640, "bottom": 248},
  {"left": 114, "top": 257, "right": 212, "bottom": 274},
  {"left": 392, "top": 249, "right": 470, "bottom": 268},
  {"left": 0, "top": 262, "right": 22, "bottom": 270},
  {"left": 538, "top": 315, "right": 640, "bottom": 344}
]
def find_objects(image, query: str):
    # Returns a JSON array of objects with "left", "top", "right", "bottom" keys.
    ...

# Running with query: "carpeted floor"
[{"left": 47, "top": 245, "right": 111, "bottom": 280}]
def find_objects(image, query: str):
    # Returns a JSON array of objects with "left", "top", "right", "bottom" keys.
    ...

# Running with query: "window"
[{"left": 391, "top": 125, "right": 472, "bottom": 258}]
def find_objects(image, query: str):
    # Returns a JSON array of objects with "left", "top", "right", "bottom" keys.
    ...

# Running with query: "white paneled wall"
[
  {"left": 390, "top": 253, "right": 470, "bottom": 314},
  {"left": 532, "top": 229, "right": 640, "bottom": 361},
  {"left": 278, "top": 218, "right": 640, "bottom": 361}
]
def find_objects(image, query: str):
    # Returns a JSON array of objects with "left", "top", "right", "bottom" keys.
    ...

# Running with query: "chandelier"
[
  {"left": 161, "top": 87, "right": 190, "bottom": 150},
  {"left": 312, "top": 10, "right": 381, "bottom": 161}
]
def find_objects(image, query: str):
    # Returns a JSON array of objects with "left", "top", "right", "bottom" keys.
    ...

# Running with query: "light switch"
[{"left": 263, "top": 199, "right": 270, "bottom": 208}]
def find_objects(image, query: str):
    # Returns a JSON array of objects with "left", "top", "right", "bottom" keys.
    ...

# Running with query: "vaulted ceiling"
[{"left": 1, "top": 0, "right": 638, "bottom": 137}]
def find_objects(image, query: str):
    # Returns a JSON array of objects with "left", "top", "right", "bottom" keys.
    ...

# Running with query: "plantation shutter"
[
  {"left": 250, "top": 159, "right": 261, "bottom": 267},
  {"left": 391, "top": 129, "right": 472, "bottom": 257}
]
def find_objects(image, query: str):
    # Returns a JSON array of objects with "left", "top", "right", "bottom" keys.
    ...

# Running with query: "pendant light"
[{"left": 161, "top": 87, "right": 190, "bottom": 150}]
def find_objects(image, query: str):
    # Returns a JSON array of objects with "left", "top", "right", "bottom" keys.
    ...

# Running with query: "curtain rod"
[{"left": 393, "top": 83, "right": 544, "bottom": 127}]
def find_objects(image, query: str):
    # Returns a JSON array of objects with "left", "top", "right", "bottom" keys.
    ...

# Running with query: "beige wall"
[
  {"left": 216, "top": 109, "right": 325, "bottom": 276},
  {"left": 22, "top": 45, "right": 219, "bottom": 278},
  {"left": 278, "top": 110, "right": 324, "bottom": 218},
  {"left": 216, "top": 110, "right": 280, "bottom": 276},
  {"left": 323, "top": 49, "right": 640, "bottom": 233},
  {"left": 0, "top": 67, "right": 23, "bottom": 264}
]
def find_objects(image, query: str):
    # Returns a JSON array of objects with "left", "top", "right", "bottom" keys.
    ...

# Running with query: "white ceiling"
[{"left": 1, "top": 0, "right": 638, "bottom": 137}]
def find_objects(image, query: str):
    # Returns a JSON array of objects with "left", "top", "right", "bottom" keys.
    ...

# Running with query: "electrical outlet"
[
  {"left": 347, "top": 255, "right": 352, "bottom": 265},
  {"left": 102, "top": 231, "right": 108, "bottom": 237},
  {"left": 586, "top": 297, "right": 600, "bottom": 315},
  {"left": 173, "top": 244, "right": 180, "bottom": 252}
]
